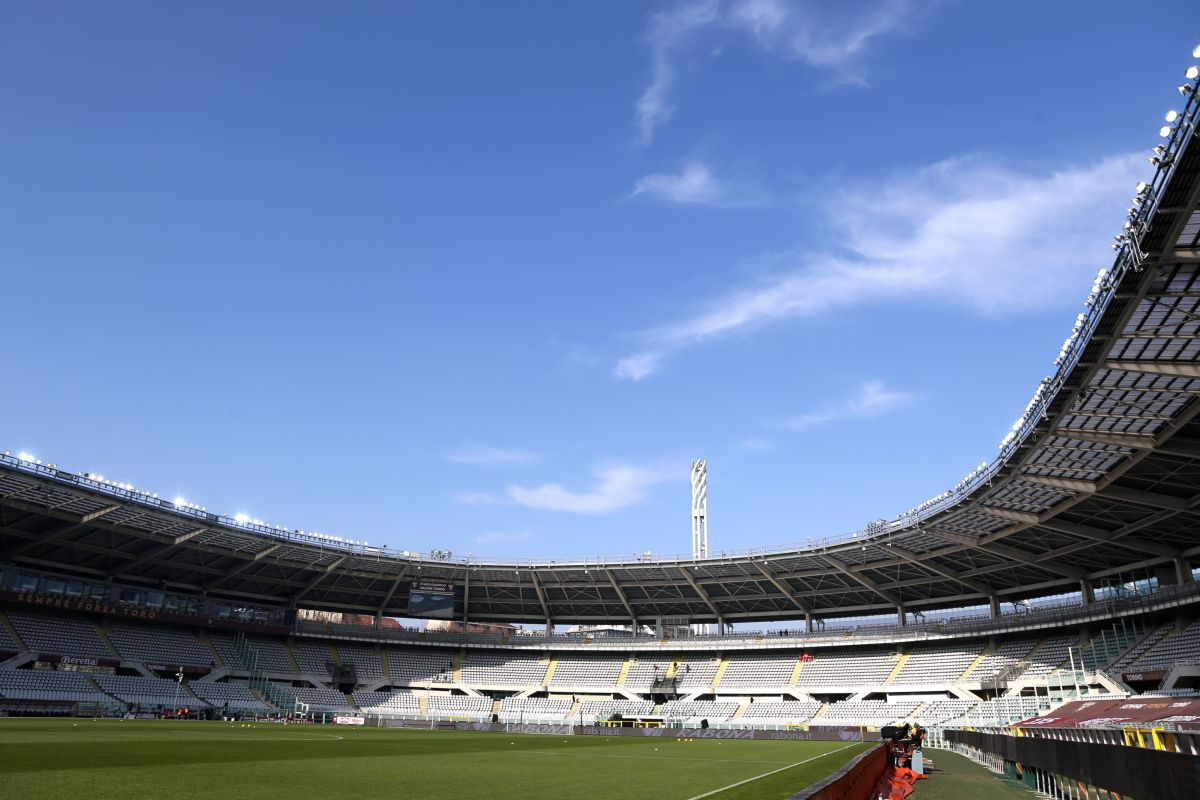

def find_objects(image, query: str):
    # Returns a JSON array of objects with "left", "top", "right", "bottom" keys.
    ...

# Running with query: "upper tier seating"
[
  {"left": 108, "top": 622, "right": 213, "bottom": 667},
  {"left": 1129, "top": 620, "right": 1200, "bottom": 671},
  {"left": 718, "top": 653, "right": 797, "bottom": 687},
  {"left": 459, "top": 651, "right": 546, "bottom": 686},
  {"left": 189, "top": 681, "right": 272, "bottom": 712},
  {"left": 1110, "top": 625, "right": 1173, "bottom": 673},
  {"left": 0, "top": 669, "right": 115, "bottom": 703},
  {"left": 336, "top": 644, "right": 385, "bottom": 680},
  {"left": 794, "top": 648, "right": 895, "bottom": 688},
  {"left": 386, "top": 647, "right": 455, "bottom": 684},
  {"left": 0, "top": 611, "right": 23, "bottom": 652},
  {"left": 290, "top": 640, "right": 335, "bottom": 675},
  {"left": 892, "top": 643, "right": 982, "bottom": 685},
  {"left": 7, "top": 611, "right": 113, "bottom": 660},
  {"left": 549, "top": 654, "right": 624, "bottom": 687},
  {"left": 1019, "top": 636, "right": 1076, "bottom": 679},
  {"left": 962, "top": 639, "right": 1038, "bottom": 683}
]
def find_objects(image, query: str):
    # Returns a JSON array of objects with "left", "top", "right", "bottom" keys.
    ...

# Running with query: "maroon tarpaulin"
[{"left": 1014, "top": 698, "right": 1200, "bottom": 730}]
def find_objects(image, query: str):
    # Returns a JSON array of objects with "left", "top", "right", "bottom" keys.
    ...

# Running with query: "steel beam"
[
  {"left": 604, "top": 569, "right": 638, "bottom": 628},
  {"left": 679, "top": 567, "right": 724, "bottom": 624},
  {"left": 529, "top": 570, "right": 553, "bottom": 628},
  {"left": 822, "top": 556, "right": 900, "bottom": 606},
  {"left": 1019, "top": 474, "right": 1098, "bottom": 494},
  {"left": 1104, "top": 360, "right": 1200, "bottom": 379},
  {"left": 752, "top": 561, "right": 810, "bottom": 614}
]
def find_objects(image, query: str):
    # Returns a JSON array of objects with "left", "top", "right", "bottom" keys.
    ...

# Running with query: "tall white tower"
[
  {"left": 691, "top": 459, "right": 708, "bottom": 560},
  {"left": 691, "top": 460, "right": 710, "bottom": 635}
]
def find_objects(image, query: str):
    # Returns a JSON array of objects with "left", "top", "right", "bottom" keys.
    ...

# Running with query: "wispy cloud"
[
  {"left": 779, "top": 380, "right": 913, "bottom": 430},
  {"left": 473, "top": 530, "right": 533, "bottom": 545},
  {"left": 445, "top": 445, "right": 542, "bottom": 466},
  {"left": 506, "top": 463, "right": 676, "bottom": 514},
  {"left": 614, "top": 153, "right": 1143, "bottom": 379},
  {"left": 637, "top": 1, "right": 720, "bottom": 145},
  {"left": 739, "top": 436, "right": 776, "bottom": 450},
  {"left": 635, "top": 0, "right": 923, "bottom": 143},
  {"left": 630, "top": 161, "right": 756, "bottom": 207}
]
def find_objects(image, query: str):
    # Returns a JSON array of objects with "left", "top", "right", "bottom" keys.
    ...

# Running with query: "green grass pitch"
[{"left": 0, "top": 719, "right": 873, "bottom": 800}]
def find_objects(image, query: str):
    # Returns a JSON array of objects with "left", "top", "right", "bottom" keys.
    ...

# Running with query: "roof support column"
[
  {"left": 1080, "top": 579, "right": 1094, "bottom": 605},
  {"left": 897, "top": 605, "right": 906, "bottom": 627},
  {"left": 805, "top": 612, "right": 813, "bottom": 634},
  {"left": 1176, "top": 557, "right": 1194, "bottom": 585},
  {"left": 462, "top": 571, "right": 470, "bottom": 633},
  {"left": 989, "top": 594, "right": 1000, "bottom": 619}
]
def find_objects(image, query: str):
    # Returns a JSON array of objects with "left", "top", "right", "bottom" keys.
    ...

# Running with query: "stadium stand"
[
  {"left": 660, "top": 700, "right": 739, "bottom": 723},
  {"left": 335, "top": 643, "right": 385, "bottom": 681},
  {"left": 189, "top": 681, "right": 273, "bottom": 713},
  {"left": 794, "top": 648, "right": 896, "bottom": 688},
  {"left": 1127, "top": 619, "right": 1200, "bottom": 671},
  {"left": 386, "top": 647, "right": 455, "bottom": 684},
  {"left": 426, "top": 695, "right": 491, "bottom": 719},
  {"left": 817, "top": 700, "right": 920, "bottom": 727},
  {"left": 353, "top": 690, "right": 420, "bottom": 715},
  {"left": 290, "top": 686, "right": 354, "bottom": 713},
  {"left": 290, "top": 639, "right": 334, "bottom": 675},
  {"left": 738, "top": 700, "right": 822, "bottom": 723},
  {"left": 93, "top": 674, "right": 201, "bottom": 708},
  {"left": 459, "top": 651, "right": 545, "bottom": 686},
  {"left": 891, "top": 642, "right": 982, "bottom": 685},
  {"left": 498, "top": 697, "right": 572, "bottom": 722},
  {"left": 6, "top": 611, "right": 114, "bottom": 660},
  {"left": 107, "top": 622, "right": 214, "bottom": 668},
  {"left": 0, "top": 670, "right": 116, "bottom": 704},
  {"left": 717, "top": 653, "right": 798, "bottom": 687},
  {"left": 578, "top": 699, "right": 655, "bottom": 720},
  {"left": 548, "top": 654, "right": 624, "bottom": 687}
]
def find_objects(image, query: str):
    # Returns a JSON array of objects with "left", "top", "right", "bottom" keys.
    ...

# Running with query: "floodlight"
[
  {"left": 17, "top": 452, "right": 33, "bottom": 462},
  {"left": 1181, "top": 85, "right": 1194, "bottom": 96},
  {"left": 234, "top": 513, "right": 250, "bottom": 524},
  {"left": 1187, "top": 65, "right": 1200, "bottom": 80},
  {"left": 174, "top": 496, "right": 187, "bottom": 507},
  {"left": 1166, "top": 110, "right": 1180, "bottom": 123},
  {"left": 1160, "top": 126, "right": 1173, "bottom": 137},
  {"left": 1194, "top": 45, "right": 1200, "bottom": 58},
  {"left": 1136, "top": 181, "right": 1149, "bottom": 193}
]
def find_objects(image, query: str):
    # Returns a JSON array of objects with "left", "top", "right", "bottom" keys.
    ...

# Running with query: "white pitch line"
[
  {"left": 682, "top": 742, "right": 862, "bottom": 800},
  {"left": 521, "top": 750, "right": 798, "bottom": 765}
]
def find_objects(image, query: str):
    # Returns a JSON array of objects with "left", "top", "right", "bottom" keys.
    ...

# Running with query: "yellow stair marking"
[
  {"left": 616, "top": 656, "right": 632, "bottom": 687},
  {"left": 418, "top": 693, "right": 429, "bottom": 714},
  {"left": 283, "top": 643, "right": 302, "bottom": 673},
  {"left": 380, "top": 648, "right": 390, "bottom": 678},
  {"left": 789, "top": 657, "right": 804, "bottom": 685},
  {"left": 93, "top": 622, "right": 121, "bottom": 658},
  {"left": 666, "top": 660, "right": 679, "bottom": 679},
  {"left": 710, "top": 655, "right": 731, "bottom": 690},
  {"left": 0, "top": 611, "right": 26, "bottom": 650},
  {"left": 883, "top": 652, "right": 911, "bottom": 686},
  {"left": 959, "top": 645, "right": 992, "bottom": 682},
  {"left": 730, "top": 703, "right": 747, "bottom": 720},
  {"left": 199, "top": 634, "right": 223, "bottom": 667},
  {"left": 570, "top": 700, "right": 581, "bottom": 717},
  {"left": 493, "top": 699, "right": 503, "bottom": 717},
  {"left": 542, "top": 657, "right": 557, "bottom": 684},
  {"left": 452, "top": 652, "right": 463, "bottom": 683},
  {"left": 811, "top": 703, "right": 829, "bottom": 719}
]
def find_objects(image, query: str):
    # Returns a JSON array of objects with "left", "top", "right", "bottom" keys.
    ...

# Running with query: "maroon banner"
[
  {"left": 1122, "top": 670, "right": 1169, "bottom": 683},
  {"left": 144, "top": 663, "right": 212, "bottom": 675},
  {"left": 0, "top": 590, "right": 290, "bottom": 635},
  {"left": 1016, "top": 698, "right": 1200, "bottom": 730}
]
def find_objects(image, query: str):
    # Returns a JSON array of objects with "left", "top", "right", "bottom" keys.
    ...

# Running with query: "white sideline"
[{"left": 683, "top": 742, "right": 861, "bottom": 800}]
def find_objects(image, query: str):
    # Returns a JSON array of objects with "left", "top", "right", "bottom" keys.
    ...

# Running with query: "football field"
[{"left": 0, "top": 719, "right": 871, "bottom": 800}]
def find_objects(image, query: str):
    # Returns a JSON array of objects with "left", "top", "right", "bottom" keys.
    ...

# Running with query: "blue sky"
[{"left": 2, "top": 1, "right": 1197, "bottom": 561}]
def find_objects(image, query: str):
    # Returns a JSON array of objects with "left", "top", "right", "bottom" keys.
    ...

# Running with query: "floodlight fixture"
[
  {"left": 1160, "top": 126, "right": 1173, "bottom": 137},
  {"left": 1194, "top": 45, "right": 1200, "bottom": 58},
  {"left": 1181, "top": 85, "right": 1195, "bottom": 96},
  {"left": 1187, "top": 65, "right": 1200, "bottom": 80},
  {"left": 234, "top": 513, "right": 250, "bottom": 524}
]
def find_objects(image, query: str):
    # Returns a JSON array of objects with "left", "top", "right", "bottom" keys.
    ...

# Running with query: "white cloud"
[
  {"left": 445, "top": 445, "right": 541, "bottom": 466},
  {"left": 473, "top": 531, "right": 533, "bottom": 545},
  {"left": 506, "top": 463, "right": 676, "bottom": 514},
  {"left": 630, "top": 161, "right": 755, "bottom": 207},
  {"left": 635, "top": 0, "right": 923, "bottom": 142},
  {"left": 614, "top": 152, "right": 1144, "bottom": 379},
  {"left": 637, "top": 0, "right": 720, "bottom": 145},
  {"left": 779, "top": 380, "right": 913, "bottom": 430}
]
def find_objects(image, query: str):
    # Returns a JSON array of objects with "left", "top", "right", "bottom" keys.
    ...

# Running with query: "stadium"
[{"left": 6, "top": 9, "right": 1200, "bottom": 800}]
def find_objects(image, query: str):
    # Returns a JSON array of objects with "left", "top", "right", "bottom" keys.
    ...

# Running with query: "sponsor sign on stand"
[{"left": 334, "top": 716, "right": 366, "bottom": 726}]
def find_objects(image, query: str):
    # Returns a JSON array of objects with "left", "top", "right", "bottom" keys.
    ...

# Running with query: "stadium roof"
[{"left": 4, "top": 67, "right": 1200, "bottom": 628}]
